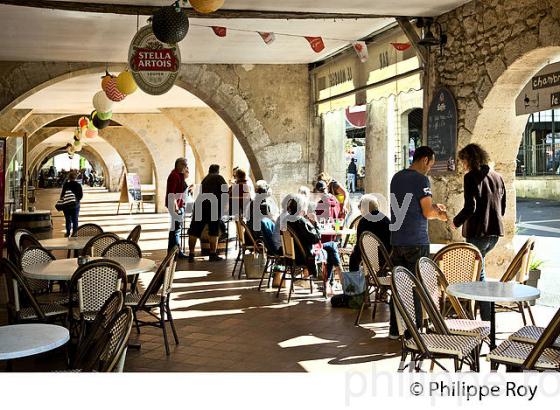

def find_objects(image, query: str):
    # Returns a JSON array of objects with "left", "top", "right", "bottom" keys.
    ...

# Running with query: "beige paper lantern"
[{"left": 116, "top": 70, "right": 138, "bottom": 95}]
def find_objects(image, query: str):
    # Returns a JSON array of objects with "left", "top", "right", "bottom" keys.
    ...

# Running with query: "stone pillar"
[
  {"left": 321, "top": 110, "right": 346, "bottom": 185},
  {"left": 365, "top": 98, "right": 394, "bottom": 214}
]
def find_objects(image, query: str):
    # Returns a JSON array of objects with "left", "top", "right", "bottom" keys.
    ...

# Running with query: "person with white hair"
[{"left": 348, "top": 194, "right": 391, "bottom": 272}]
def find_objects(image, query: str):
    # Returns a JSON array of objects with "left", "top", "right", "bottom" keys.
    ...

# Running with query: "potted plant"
[{"left": 526, "top": 258, "right": 544, "bottom": 306}]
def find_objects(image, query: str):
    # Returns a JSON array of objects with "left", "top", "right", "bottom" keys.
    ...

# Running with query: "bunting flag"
[
  {"left": 258, "top": 32, "right": 276, "bottom": 45},
  {"left": 391, "top": 42, "right": 411, "bottom": 51},
  {"left": 211, "top": 26, "right": 227, "bottom": 37},
  {"left": 352, "top": 41, "right": 368, "bottom": 63},
  {"left": 305, "top": 36, "right": 325, "bottom": 53}
]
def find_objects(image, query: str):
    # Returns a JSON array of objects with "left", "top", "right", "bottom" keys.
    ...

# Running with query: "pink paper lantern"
[
  {"left": 85, "top": 129, "right": 97, "bottom": 138},
  {"left": 104, "top": 78, "right": 126, "bottom": 102}
]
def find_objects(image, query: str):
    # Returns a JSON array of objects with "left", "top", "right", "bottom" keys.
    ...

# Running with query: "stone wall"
[{"left": 430, "top": 0, "right": 560, "bottom": 276}]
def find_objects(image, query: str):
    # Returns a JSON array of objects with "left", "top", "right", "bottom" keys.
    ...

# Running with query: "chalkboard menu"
[{"left": 427, "top": 87, "right": 458, "bottom": 172}]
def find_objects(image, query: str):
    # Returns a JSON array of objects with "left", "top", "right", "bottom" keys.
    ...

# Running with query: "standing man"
[
  {"left": 388, "top": 146, "right": 448, "bottom": 339},
  {"left": 347, "top": 158, "right": 358, "bottom": 193},
  {"left": 188, "top": 164, "right": 228, "bottom": 261},
  {"left": 166, "top": 157, "right": 189, "bottom": 258}
]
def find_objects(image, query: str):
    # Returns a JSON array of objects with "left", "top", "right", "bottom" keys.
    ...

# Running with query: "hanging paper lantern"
[
  {"left": 104, "top": 78, "right": 126, "bottom": 102},
  {"left": 73, "top": 140, "right": 83, "bottom": 152},
  {"left": 93, "top": 90, "right": 114, "bottom": 113},
  {"left": 152, "top": 5, "right": 189, "bottom": 44},
  {"left": 85, "top": 128, "right": 97, "bottom": 138},
  {"left": 116, "top": 70, "right": 137, "bottom": 95},
  {"left": 97, "top": 111, "right": 112, "bottom": 121},
  {"left": 101, "top": 72, "right": 115, "bottom": 93},
  {"left": 73, "top": 128, "right": 81, "bottom": 141},
  {"left": 190, "top": 0, "right": 224, "bottom": 14},
  {"left": 78, "top": 116, "right": 89, "bottom": 129},
  {"left": 87, "top": 119, "right": 97, "bottom": 130},
  {"left": 93, "top": 115, "right": 110, "bottom": 130}
]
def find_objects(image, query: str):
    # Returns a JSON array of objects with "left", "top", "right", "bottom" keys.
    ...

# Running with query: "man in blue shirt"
[{"left": 388, "top": 146, "right": 448, "bottom": 338}]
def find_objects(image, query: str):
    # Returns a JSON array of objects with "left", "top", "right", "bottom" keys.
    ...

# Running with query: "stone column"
[{"left": 321, "top": 109, "right": 346, "bottom": 185}]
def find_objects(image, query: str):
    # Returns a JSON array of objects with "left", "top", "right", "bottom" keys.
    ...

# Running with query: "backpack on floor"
[{"left": 342, "top": 270, "right": 367, "bottom": 310}]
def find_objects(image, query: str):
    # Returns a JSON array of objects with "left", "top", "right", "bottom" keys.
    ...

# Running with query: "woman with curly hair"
[{"left": 451, "top": 143, "right": 506, "bottom": 321}]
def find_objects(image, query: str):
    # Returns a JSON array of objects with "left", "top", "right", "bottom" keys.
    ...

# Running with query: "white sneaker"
[{"left": 388, "top": 334, "right": 400, "bottom": 340}]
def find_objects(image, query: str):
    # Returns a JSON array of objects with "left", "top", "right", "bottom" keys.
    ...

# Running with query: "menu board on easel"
[
  {"left": 117, "top": 172, "right": 142, "bottom": 214},
  {"left": 427, "top": 87, "right": 458, "bottom": 173}
]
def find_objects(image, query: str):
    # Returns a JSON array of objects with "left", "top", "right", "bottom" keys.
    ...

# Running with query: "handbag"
[
  {"left": 342, "top": 269, "right": 367, "bottom": 309},
  {"left": 55, "top": 190, "right": 77, "bottom": 211},
  {"left": 243, "top": 252, "right": 266, "bottom": 279}
]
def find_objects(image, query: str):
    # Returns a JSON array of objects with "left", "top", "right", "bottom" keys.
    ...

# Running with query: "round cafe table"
[
  {"left": 0, "top": 324, "right": 69, "bottom": 361},
  {"left": 39, "top": 236, "right": 92, "bottom": 251},
  {"left": 22, "top": 257, "right": 156, "bottom": 281},
  {"left": 446, "top": 282, "right": 540, "bottom": 351}
]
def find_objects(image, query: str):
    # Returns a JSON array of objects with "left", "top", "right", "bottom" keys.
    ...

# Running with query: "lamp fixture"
[{"left": 417, "top": 17, "right": 447, "bottom": 55}]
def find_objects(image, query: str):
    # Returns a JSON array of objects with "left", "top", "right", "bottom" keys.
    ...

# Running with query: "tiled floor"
[{"left": 3, "top": 188, "right": 558, "bottom": 373}]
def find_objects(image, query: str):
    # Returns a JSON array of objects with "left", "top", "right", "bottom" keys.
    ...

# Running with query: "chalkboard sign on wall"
[{"left": 427, "top": 87, "right": 458, "bottom": 172}]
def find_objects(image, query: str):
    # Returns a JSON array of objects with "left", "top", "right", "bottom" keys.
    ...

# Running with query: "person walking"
[
  {"left": 60, "top": 170, "right": 83, "bottom": 237},
  {"left": 451, "top": 143, "right": 506, "bottom": 322},
  {"left": 347, "top": 158, "right": 358, "bottom": 193},
  {"left": 166, "top": 157, "right": 189, "bottom": 257},
  {"left": 188, "top": 164, "right": 228, "bottom": 261},
  {"left": 388, "top": 146, "right": 448, "bottom": 339}
]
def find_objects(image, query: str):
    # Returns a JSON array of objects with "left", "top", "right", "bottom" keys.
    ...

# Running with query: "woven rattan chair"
[
  {"left": 7, "top": 228, "right": 32, "bottom": 264},
  {"left": 19, "top": 245, "right": 55, "bottom": 295},
  {"left": 72, "top": 291, "right": 124, "bottom": 370},
  {"left": 231, "top": 219, "right": 256, "bottom": 278},
  {"left": 355, "top": 231, "right": 393, "bottom": 326},
  {"left": 497, "top": 238, "right": 536, "bottom": 325},
  {"left": 257, "top": 245, "right": 284, "bottom": 291},
  {"left": 14, "top": 228, "right": 33, "bottom": 250},
  {"left": 275, "top": 226, "right": 322, "bottom": 302},
  {"left": 81, "top": 232, "right": 119, "bottom": 257},
  {"left": 68, "top": 259, "right": 127, "bottom": 337},
  {"left": 391, "top": 266, "right": 480, "bottom": 372},
  {"left": 126, "top": 225, "right": 142, "bottom": 243},
  {"left": 102, "top": 239, "right": 142, "bottom": 293},
  {"left": 417, "top": 257, "right": 490, "bottom": 344},
  {"left": 75, "top": 223, "right": 104, "bottom": 237},
  {"left": 125, "top": 247, "right": 179, "bottom": 355},
  {"left": 19, "top": 234, "right": 43, "bottom": 253},
  {"left": 433, "top": 243, "right": 482, "bottom": 318},
  {"left": 0, "top": 258, "right": 66, "bottom": 324},
  {"left": 338, "top": 215, "right": 362, "bottom": 268},
  {"left": 488, "top": 307, "right": 560, "bottom": 371}
]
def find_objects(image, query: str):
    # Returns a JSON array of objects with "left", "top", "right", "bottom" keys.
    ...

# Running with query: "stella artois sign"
[{"left": 129, "top": 25, "right": 181, "bottom": 95}]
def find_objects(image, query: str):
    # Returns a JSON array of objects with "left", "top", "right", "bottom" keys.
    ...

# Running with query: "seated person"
[
  {"left": 349, "top": 194, "right": 392, "bottom": 272},
  {"left": 259, "top": 202, "right": 279, "bottom": 256},
  {"left": 246, "top": 180, "right": 277, "bottom": 240},
  {"left": 314, "top": 180, "right": 341, "bottom": 243}
]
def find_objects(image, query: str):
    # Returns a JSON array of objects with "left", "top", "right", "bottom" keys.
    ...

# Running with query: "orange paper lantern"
[{"left": 190, "top": 0, "right": 224, "bottom": 14}]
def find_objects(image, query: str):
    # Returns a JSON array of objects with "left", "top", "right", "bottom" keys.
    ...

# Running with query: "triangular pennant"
[
  {"left": 305, "top": 36, "right": 325, "bottom": 53},
  {"left": 258, "top": 32, "right": 276, "bottom": 45},
  {"left": 211, "top": 26, "right": 227, "bottom": 37},
  {"left": 352, "top": 41, "right": 368, "bottom": 63},
  {"left": 391, "top": 42, "right": 411, "bottom": 51}
]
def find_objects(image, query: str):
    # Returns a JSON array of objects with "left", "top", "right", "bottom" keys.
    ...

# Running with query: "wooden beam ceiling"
[{"left": 0, "top": 0, "right": 413, "bottom": 19}]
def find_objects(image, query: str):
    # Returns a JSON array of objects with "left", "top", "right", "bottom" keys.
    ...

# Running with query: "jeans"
[
  {"left": 322, "top": 241, "right": 341, "bottom": 284},
  {"left": 64, "top": 203, "right": 80, "bottom": 236},
  {"left": 168, "top": 208, "right": 184, "bottom": 253},
  {"left": 389, "top": 245, "right": 430, "bottom": 336},
  {"left": 347, "top": 174, "right": 356, "bottom": 193},
  {"left": 467, "top": 235, "right": 499, "bottom": 321}
]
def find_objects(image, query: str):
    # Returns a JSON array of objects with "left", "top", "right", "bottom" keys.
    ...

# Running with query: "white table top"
[
  {"left": 319, "top": 228, "right": 356, "bottom": 236},
  {"left": 22, "top": 257, "right": 156, "bottom": 281},
  {"left": 430, "top": 243, "right": 447, "bottom": 255},
  {"left": 0, "top": 324, "right": 69, "bottom": 360},
  {"left": 39, "top": 236, "right": 92, "bottom": 250},
  {"left": 446, "top": 281, "right": 540, "bottom": 303}
]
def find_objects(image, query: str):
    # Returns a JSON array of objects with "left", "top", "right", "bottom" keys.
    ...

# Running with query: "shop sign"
[
  {"left": 129, "top": 25, "right": 181, "bottom": 95},
  {"left": 517, "top": 62, "right": 560, "bottom": 115},
  {"left": 552, "top": 92, "right": 560, "bottom": 108}
]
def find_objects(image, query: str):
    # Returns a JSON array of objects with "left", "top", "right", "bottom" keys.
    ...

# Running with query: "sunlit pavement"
[{"left": 7, "top": 188, "right": 558, "bottom": 373}]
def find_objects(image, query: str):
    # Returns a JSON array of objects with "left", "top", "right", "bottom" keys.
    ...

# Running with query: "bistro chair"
[
  {"left": 391, "top": 266, "right": 480, "bottom": 372},
  {"left": 81, "top": 232, "right": 120, "bottom": 257},
  {"left": 19, "top": 245, "right": 55, "bottom": 296},
  {"left": 72, "top": 291, "right": 124, "bottom": 370},
  {"left": 126, "top": 225, "right": 142, "bottom": 243},
  {"left": 488, "top": 307, "right": 560, "bottom": 371},
  {"left": 102, "top": 239, "right": 143, "bottom": 292},
  {"left": 231, "top": 219, "right": 256, "bottom": 279},
  {"left": 257, "top": 246, "right": 284, "bottom": 292},
  {"left": 0, "top": 258, "right": 66, "bottom": 324},
  {"left": 6, "top": 228, "right": 32, "bottom": 264},
  {"left": 19, "top": 233, "right": 43, "bottom": 253},
  {"left": 68, "top": 259, "right": 127, "bottom": 339},
  {"left": 75, "top": 223, "right": 104, "bottom": 237},
  {"left": 417, "top": 257, "right": 490, "bottom": 345},
  {"left": 432, "top": 243, "right": 482, "bottom": 318},
  {"left": 338, "top": 215, "right": 362, "bottom": 268},
  {"left": 275, "top": 226, "right": 322, "bottom": 302},
  {"left": 355, "top": 231, "right": 393, "bottom": 326},
  {"left": 125, "top": 246, "right": 179, "bottom": 355},
  {"left": 497, "top": 238, "right": 536, "bottom": 325}
]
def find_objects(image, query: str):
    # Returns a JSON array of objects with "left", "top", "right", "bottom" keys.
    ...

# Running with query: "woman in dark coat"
[
  {"left": 60, "top": 170, "right": 83, "bottom": 237},
  {"left": 452, "top": 143, "right": 506, "bottom": 321}
]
